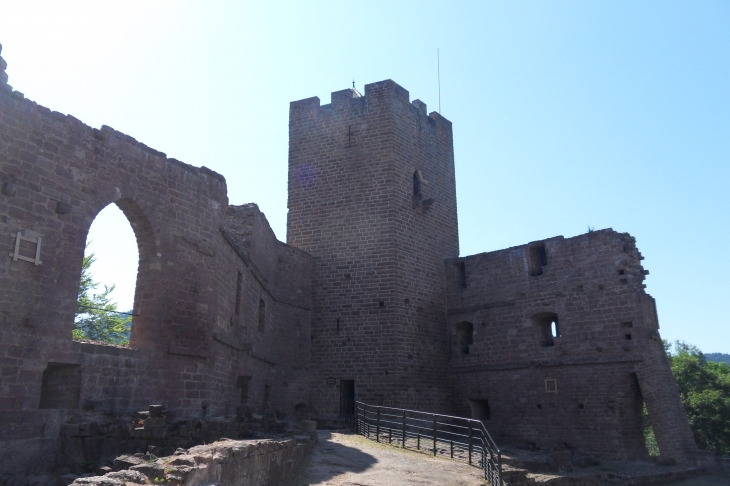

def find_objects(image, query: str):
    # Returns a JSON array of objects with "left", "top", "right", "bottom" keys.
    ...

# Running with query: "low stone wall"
[{"left": 70, "top": 433, "right": 316, "bottom": 486}]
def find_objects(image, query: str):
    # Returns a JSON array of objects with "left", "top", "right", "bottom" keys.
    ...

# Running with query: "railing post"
[
  {"left": 337, "top": 402, "right": 501, "bottom": 484},
  {"left": 376, "top": 407, "right": 381, "bottom": 442},
  {"left": 364, "top": 404, "right": 369, "bottom": 439},
  {"left": 497, "top": 450, "right": 502, "bottom": 484},
  {"left": 402, "top": 410, "right": 406, "bottom": 448},
  {"left": 432, "top": 416, "right": 437, "bottom": 456},
  {"left": 352, "top": 401, "right": 356, "bottom": 431},
  {"left": 468, "top": 423, "right": 473, "bottom": 466}
]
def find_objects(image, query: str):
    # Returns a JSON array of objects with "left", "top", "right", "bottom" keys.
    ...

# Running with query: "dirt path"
[
  {"left": 287, "top": 430, "right": 730, "bottom": 486},
  {"left": 288, "top": 430, "right": 489, "bottom": 486}
]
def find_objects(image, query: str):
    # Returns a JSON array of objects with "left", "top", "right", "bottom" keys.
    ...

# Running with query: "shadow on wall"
[{"left": 290, "top": 431, "right": 377, "bottom": 485}]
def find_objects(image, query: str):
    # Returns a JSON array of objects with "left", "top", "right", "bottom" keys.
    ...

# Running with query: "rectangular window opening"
[
  {"left": 237, "top": 375, "right": 252, "bottom": 404},
  {"left": 468, "top": 398, "right": 491, "bottom": 421},
  {"left": 235, "top": 271, "right": 243, "bottom": 317},
  {"left": 533, "top": 313, "right": 559, "bottom": 347},
  {"left": 457, "top": 262, "right": 467, "bottom": 288},
  {"left": 529, "top": 243, "right": 547, "bottom": 277},
  {"left": 455, "top": 322, "right": 474, "bottom": 355}
]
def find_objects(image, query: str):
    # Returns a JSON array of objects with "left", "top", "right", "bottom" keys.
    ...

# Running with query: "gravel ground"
[
  {"left": 288, "top": 430, "right": 489, "bottom": 486},
  {"left": 287, "top": 430, "right": 730, "bottom": 486}
]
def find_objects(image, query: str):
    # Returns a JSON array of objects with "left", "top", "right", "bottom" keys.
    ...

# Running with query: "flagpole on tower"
[{"left": 437, "top": 48, "right": 441, "bottom": 114}]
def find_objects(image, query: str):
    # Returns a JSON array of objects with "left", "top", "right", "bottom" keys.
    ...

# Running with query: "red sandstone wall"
[
  {"left": 445, "top": 229, "right": 697, "bottom": 461},
  {"left": 0, "top": 81, "right": 311, "bottom": 475},
  {"left": 286, "top": 81, "right": 458, "bottom": 418},
  {"left": 218, "top": 204, "right": 312, "bottom": 420}
]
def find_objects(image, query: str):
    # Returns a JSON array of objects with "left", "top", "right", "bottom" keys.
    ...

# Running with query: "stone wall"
[
  {"left": 286, "top": 80, "right": 459, "bottom": 418},
  {"left": 0, "top": 39, "right": 706, "bottom": 479},
  {"left": 445, "top": 229, "right": 697, "bottom": 461},
  {"left": 69, "top": 432, "right": 317, "bottom": 486},
  {"left": 0, "top": 53, "right": 312, "bottom": 477}
]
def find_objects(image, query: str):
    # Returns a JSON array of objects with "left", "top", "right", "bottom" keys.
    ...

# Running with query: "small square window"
[{"left": 545, "top": 378, "right": 557, "bottom": 394}]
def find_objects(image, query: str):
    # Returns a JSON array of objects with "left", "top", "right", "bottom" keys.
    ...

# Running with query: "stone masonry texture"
[
  {"left": 287, "top": 82, "right": 459, "bottom": 417},
  {"left": 0, "top": 43, "right": 700, "bottom": 479}
]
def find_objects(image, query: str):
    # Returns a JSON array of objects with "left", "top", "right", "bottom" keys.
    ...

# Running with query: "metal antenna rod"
[{"left": 437, "top": 48, "right": 441, "bottom": 114}]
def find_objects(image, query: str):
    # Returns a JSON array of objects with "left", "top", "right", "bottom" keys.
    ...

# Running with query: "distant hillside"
[{"left": 705, "top": 353, "right": 730, "bottom": 365}]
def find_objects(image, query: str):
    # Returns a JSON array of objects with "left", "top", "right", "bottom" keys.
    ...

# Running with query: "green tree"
[
  {"left": 74, "top": 251, "right": 132, "bottom": 346},
  {"left": 666, "top": 340, "right": 730, "bottom": 454}
]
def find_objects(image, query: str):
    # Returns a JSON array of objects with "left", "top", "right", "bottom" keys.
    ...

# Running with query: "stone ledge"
[{"left": 71, "top": 434, "right": 316, "bottom": 486}]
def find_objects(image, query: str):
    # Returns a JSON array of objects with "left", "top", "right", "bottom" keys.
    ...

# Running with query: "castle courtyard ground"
[
  {"left": 289, "top": 431, "right": 730, "bottom": 486},
  {"left": 289, "top": 430, "right": 488, "bottom": 486}
]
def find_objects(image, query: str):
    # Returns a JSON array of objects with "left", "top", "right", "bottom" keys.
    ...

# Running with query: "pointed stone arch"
[{"left": 79, "top": 196, "right": 159, "bottom": 348}]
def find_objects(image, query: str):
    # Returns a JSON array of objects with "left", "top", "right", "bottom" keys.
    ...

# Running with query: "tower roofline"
[{"left": 289, "top": 79, "right": 451, "bottom": 127}]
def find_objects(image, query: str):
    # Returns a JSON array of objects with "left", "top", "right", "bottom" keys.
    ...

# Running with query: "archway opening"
[{"left": 74, "top": 203, "right": 139, "bottom": 345}]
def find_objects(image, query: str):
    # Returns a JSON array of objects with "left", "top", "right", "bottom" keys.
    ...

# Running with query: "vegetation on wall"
[
  {"left": 646, "top": 341, "right": 730, "bottom": 456},
  {"left": 74, "top": 251, "right": 132, "bottom": 346}
]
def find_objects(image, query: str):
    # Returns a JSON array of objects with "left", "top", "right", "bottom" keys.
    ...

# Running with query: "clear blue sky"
[{"left": 2, "top": 1, "right": 728, "bottom": 352}]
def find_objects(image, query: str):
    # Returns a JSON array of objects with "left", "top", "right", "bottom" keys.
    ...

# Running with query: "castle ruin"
[{"left": 0, "top": 45, "right": 699, "bottom": 478}]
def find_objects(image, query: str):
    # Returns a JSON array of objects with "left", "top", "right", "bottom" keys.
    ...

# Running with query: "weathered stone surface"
[
  {"left": 0, "top": 44, "right": 706, "bottom": 480},
  {"left": 300, "top": 420, "right": 317, "bottom": 433},
  {"left": 444, "top": 230, "right": 698, "bottom": 461},
  {"left": 112, "top": 455, "right": 144, "bottom": 471},
  {"left": 70, "top": 436, "right": 314, "bottom": 486},
  {"left": 0, "top": 65, "right": 313, "bottom": 476},
  {"left": 288, "top": 81, "right": 458, "bottom": 417}
]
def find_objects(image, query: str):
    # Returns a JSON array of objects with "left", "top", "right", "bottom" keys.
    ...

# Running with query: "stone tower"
[{"left": 287, "top": 80, "right": 459, "bottom": 418}]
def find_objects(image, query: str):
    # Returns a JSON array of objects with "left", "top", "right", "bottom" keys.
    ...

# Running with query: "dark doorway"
[
  {"left": 294, "top": 403, "right": 308, "bottom": 421},
  {"left": 340, "top": 379, "right": 355, "bottom": 415}
]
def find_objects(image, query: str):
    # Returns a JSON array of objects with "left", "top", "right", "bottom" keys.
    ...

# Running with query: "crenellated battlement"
[
  {"left": 0, "top": 43, "right": 8, "bottom": 88},
  {"left": 289, "top": 78, "right": 450, "bottom": 127}
]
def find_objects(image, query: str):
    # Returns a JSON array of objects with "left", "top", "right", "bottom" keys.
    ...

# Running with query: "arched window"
[{"left": 75, "top": 203, "right": 139, "bottom": 345}]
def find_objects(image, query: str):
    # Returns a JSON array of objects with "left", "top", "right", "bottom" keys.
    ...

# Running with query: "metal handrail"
[{"left": 343, "top": 401, "right": 502, "bottom": 485}]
